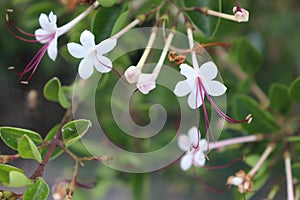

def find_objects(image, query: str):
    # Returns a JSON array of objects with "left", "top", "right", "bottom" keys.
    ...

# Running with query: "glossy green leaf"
[
  {"left": 0, "top": 164, "right": 22, "bottom": 185},
  {"left": 0, "top": 127, "right": 42, "bottom": 150},
  {"left": 183, "top": 0, "right": 222, "bottom": 36},
  {"left": 292, "top": 163, "right": 300, "bottom": 180},
  {"left": 62, "top": 119, "right": 92, "bottom": 147},
  {"left": 18, "top": 135, "right": 42, "bottom": 163},
  {"left": 229, "top": 38, "right": 263, "bottom": 74},
  {"left": 233, "top": 95, "right": 279, "bottom": 133},
  {"left": 111, "top": 4, "right": 130, "bottom": 36},
  {"left": 288, "top": 77, "right": 300, "bottom": 103},
  {"left": 8, "top": 171, "right": 32, "bottom": 188},
  {"left": 41, "top": 124, "right": 64, "bottom": 160},
  {"left": 269, "top": 83, "right": 291, "bottom": 114},
  {"left": 97, "top": 0, "right": 117, "bottom": 7},
  {"left": 92, "top": 4, "right": 124, "bottom": 42},
  {"left": 23, "top": 178, "right": 49, "bottom": 200},
  {"left": 43, "top": 77, "right": 70, "bottom": 109}
]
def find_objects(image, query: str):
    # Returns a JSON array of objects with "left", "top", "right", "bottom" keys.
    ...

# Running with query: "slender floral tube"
[
  {"left": 186, "top": 27, "right": 199, "bottom": 70},
  {"left": 284, "top": 150, "right": 295, "bottom": 200},
  {"left": 111, "top": 19, "right": 141, "bottom": 40},
  {"left": 210, "top": 135, "right": 262, "bottom": 150}
]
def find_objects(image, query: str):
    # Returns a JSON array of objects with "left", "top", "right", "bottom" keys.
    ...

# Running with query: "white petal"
[
  {"left": 96, "top": 38, "right": 117, "bottom": 54},
  {"left": 231, "top": 177, "right": 243, "bottom": 186},
  {"left": 39, "top": 13, "right": 49, "bottom": 30},
  {"left": 35, "top": 29, "right": 51, "bottom": 43},
  {"left": 124, "top": 66, "right": 141, "bottom": 84},
  {"left": 187, "top": 126, "right": 200, "bottom": 147},
  {"left": 174, "top": 81, "right": 191, "bottom": 97},
  {"left": 78, "top": 57, "right": 94, "bottom": 79},
  {"left": 136, "top": 73, "right": 156, "bottom": 94},
  {"left": 39, "top": 12, "right": 57, "bottom": 31},
  {"left": 179, "top": 63, "right": 198, "bottom": 79},
  {"left": 67, "top": 43, "right": 86, "bottom": 58},
  {"left": 178, "top": 135, "right": 190, "bottom": 151},
  {"left": 187, "top": 91, "right": 203, "bottom": 109},
  {"left": 47, "top": 36, "right": 58, "bottom": 61},
  {"left": 205, "top": 80, "right": 227, "bottom": 96},
  {"left": 48, "top": 12, "right": 57, "bottom": 25},
  {"left": 80, "top": 30, "right": 95, "bottom": 48},
  {"left": 194, "top": 151, "right": 206, "bottom": 167},
  {"left": 199, "top": 139, "right": 208, "bottom": 152},
  {"left": 180, "top": 154, "right": 193, "bottom": 171},
  {"left": 198, "top": 61, "right": 218, "bottom": 80},
  {"left": 95, "top": 55, "right": 112, "bottom": 73}
]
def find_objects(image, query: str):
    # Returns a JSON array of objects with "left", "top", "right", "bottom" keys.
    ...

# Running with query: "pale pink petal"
[
  {"left": 35, "top": 29, "right": 51, "bottom": 43},
  {"left": 198, "top": 61, "right": 218, "bottom": 80},
  {"left": 137, "top": 73, "right": 156, "bottom": 94},
  {"left": 233, "top": 7, "right": 249, "bottom": 22},
  {"left": 187, "top": 91, "right": 203, "bottom": 109},
  {"left": 47, "top": 35, "right": 58, "bottom": 61},
  {"left": 194, "top": 151, "right": 206, "bottom": 167},
  {"left": 96, "top": 38, "right": 117, "bottom": 54},
  {"left": 180, "top": 154, "right": 193, "bottom": 171},
  {"left": 199, "top": 139, "right": 208, "bottom": 152},
  {"left": 178, "top": 134, "right": 190, "bottom": 151},
  {"left": 187, "top": 126, "right": 200, "bottom": 147},
  {"left": 78, "top": 56, "right": 94, "bottom": 79},
  {"left": 94, "top": 55, "right": 112, "bottom": 73},
  {"left": 124, "top": 66, "right": 141, "bottom": 84},
  {"left": 67, "top": 43, "right": 86, "bottom": 58},
  {"left": 174, "top": 80, "right": 191, "bottom": 97},
  {"left": 205, "top": 80, "right": 227, "bottom": 97},
  {"left": 80, "top": 30, "right": 95, "bottom": 48}
]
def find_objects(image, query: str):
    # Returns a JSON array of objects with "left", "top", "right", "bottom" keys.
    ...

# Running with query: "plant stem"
[
  {"left": 284, "top": 150, "right": 295, "bottom": 200},
  {"left": 111, "top": 19, "right": 141, "bottom": 40}
]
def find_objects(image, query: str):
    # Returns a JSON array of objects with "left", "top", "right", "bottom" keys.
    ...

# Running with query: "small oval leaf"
[
  {"left": 269, "top": 83, "right": 291, "bottom": 114},
  {"left": 23, "top": 178, "right": 49, "bottom": 200},
  {"left": 0, "top": 164, "right": 23, "bottom": 185},
  {"left": 0, "top": 127, "right": 42, "bottom": 150},
  {"left": 43, "top": 77, "right": 60, "bottom": 102},
  {"left": 289, "top": 77, "right": 300, "bottom": 103},
  {"left": 18, "top": 135, "right": 42, "bottom": 163},
  {"left": 8, "top": 171, "right": 32, "bottom": 188},
  {"left": 62, "top": 119, "right": 92, "bottom": 147}
]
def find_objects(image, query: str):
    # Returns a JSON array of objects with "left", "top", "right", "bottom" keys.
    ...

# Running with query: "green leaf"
[
  {"left": 183, "top": 0, "right": 222, "bottom": 36},
  {"left": 131, "top": 174, "right": 149, "bottom": 200},
  {"left": 92, "top": 4, "right": 124, "bottom": 42},
  {"left": 97, "top": 0, "right": 117, "bottom": 7},
  {"left": 41, "top": 124, "right": 64, "bottom": 160},
  {"left": 0, "top": 164, "right": 23, "bottom": 185},
  {"left": 43, "top": 77, "right": 70, "bottom": 109},
  {"left": 0, "top": 127, "right": 42, "bottom": 150},
  {"left": 269, "top": 83, "right": 292, "bottom": 114},
  {"left": 288, "top": 77, "right": 300, "bottom": 103},
  {"left": 292, "top": 163, "right": 300, "bottom": 180},
  {"left": 111, "top": 4, "right": 130, "bottom": 36},
  {"left": 23, "top": 178, "right": 49, "bottom": 200},
  {"left": 287, "top": 136, "right": 300, "bottom": 142},
  {"left": 62, "top": 119, "right": 92, "bottom": 147},
  {"left": 229, "top": 38, "right": 263, "bottom": 74},
  {"left": 8, "top": 171, "right": 32, "bottom": 188},
  {"left": 233, "top": 95, "right": 279, "bottom": 133},
  {"left": 18, "top": 135, "right": 42, "bottom": 163}
]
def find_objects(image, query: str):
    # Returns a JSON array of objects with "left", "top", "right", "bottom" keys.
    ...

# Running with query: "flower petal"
[
  {"left": 80, "top": 30, "right": 96, "bottom": 48},
  {"left": 124, "top": 66, "right": 141, "bottom": 84},
  {"left": 96, "top": 38, "right": 117, "bottom": 54},
  {"left": 205, "top": 80, "right": 227, "bottom": 96},
  {"left": 199, "top": 139, "right": 208, "bottom": 152},
  {"left": 47, "top": 36, "right": 58, "bottom": 61},
  {"left": 39, "top": 13, "right": 50, "bottom": 30},
  {"left": 178, "top": 134, "right": 190, "bottom": 151},
  {"left": 95, "top": 55, "right": 112, "bottom": 73},
  {"left": 39, "top": 12, "right": 57, "bottom": 31},
  {"left": 136, "top": 73, "right": 156, "bottom": 94},
  {"left": 174, "top": 80, "right": 191, "bottom": 97},
  {"left": 179, "top": 63, "right": 198, "bottom": 79},
  {"left": 78, "top": 57, "right": 94, "bottom": 79},
  {"left": 35, "top": 29, "right": 51, "bottom": 43},
  {"left": 67, "top": 43, "right": 86, "bottom": 58},
  {"left": 180, "top": 154, "right": 193, "bottom": 171},
  {"left": 198, "top": 61, "right": 218, "bottom": 80},
  {"left": 194, "top": 151, "right": 206, "bottom": 167},
  {"left": 231, "top": 177, "right": 243, "bottom": 186},
  {"left": 187, "top": 91, "right": 203, "bottom": 109},
  {"left": 187, "top": 126, "right": 200, "bottom": 147}
]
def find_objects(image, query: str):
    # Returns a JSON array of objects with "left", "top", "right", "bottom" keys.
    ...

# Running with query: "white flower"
[
  {"left": 174, "top": 62, "right": 227, "bottom": 109},
  {"left": 124, "top": 65, "right": 142, "bottom": 83},
  {"left": 178, "top": 127, "right": 208, "bottom": 171},
  {"left": 136, "top": 73, "right": 156, "bottom": 94},
  {"left": 35, "top": 12, "right": 58, "bottom": 61},
  {"left": 67, "top": 30, "right": 117, "bottom": 79},
  {"left": 233, "top": 7, "right": 249, "bottom": 22}
]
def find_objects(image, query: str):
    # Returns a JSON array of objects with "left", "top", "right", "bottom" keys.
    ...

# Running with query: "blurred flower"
[
  {"left": 67, "top": 30, "right": 117, "bottom": 79},
  {"left": 227, "top": 170, "right": 253, "bottom": 193},
  {"left": 233, "top": 7, "right": 249, "bottom": 22},
  {"left": 178, "top": 127, "right": 208, "bottom": 171},
  {"left": 124, "top": 65, "right": 142, "bottom": 84}
]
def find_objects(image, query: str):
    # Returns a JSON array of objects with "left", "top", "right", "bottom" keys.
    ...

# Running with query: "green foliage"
[
  {"left": 183, "top": 0, "right": 222, "bottom": 36},
  {"left": 0, "top": 127, "right": 42, "bottom": 150},
  {"left": 43, "top": 77, "right": 70, "bottom": 109},
  {"left": 292, "top": 163, "right": 300, "bottom": 180},
  {"left": 0, "top": 164, "right": 32, "bottom": 188},
  {"left": 97, "top": 0, "right": 118, "bottom": 7},
  {"left": 18, "top": 135, "right": 42, "bottom": 163},
  {"left": 62, "top": 119, "right": 92, "bottom": 147},
  {"left": 229, "top": 38, "right": 263, "bottom": 75},
  {"left": 269, "top": 83, "right": 292, "bottom": 114},
  {"left": 23, "top": 178, "right": 49, "bottom": 200},
  {"left": 288, "top": 77, "right": 300, "bottom": 103},
  {"left": 41, "top": 124, "right": 64, "bottom": 160},
  {"left": 233, "top": 95, "right": 279, "bottom": 133},
  {"left": 111, "top": 4, "right": 130, "bottom": 36},
  {"left": 131, "top": 174, "right": 149, "bottom": 200}
]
